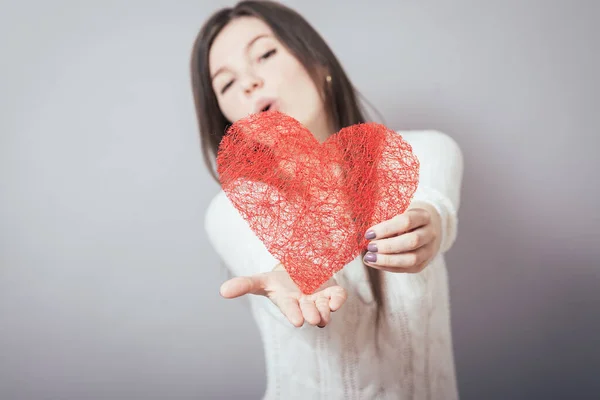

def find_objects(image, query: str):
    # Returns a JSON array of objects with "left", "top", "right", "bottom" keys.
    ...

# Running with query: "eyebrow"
[{"left": 210, "top": 33, "right": 272, "bottom": 81}]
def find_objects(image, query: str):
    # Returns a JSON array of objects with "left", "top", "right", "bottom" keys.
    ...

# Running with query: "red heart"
[{"left": 217, "top": 111, "right": 419, "bottom": 294}]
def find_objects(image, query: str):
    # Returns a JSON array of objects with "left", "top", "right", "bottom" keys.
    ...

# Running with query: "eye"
[
  {"left": 259, "top": 49, "right": 277, "bottom": 61},
  {"left": 220, "top": 79, "right": 234, "bottom": 94}
]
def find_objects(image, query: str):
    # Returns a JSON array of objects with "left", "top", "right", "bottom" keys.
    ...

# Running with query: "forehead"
[{"left": 209, "top": 17, "right": 274, "bottom": 73}]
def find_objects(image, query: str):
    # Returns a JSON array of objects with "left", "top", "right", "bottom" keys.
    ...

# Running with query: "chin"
[{"left": 285, "top": 109, "right": 313, "bottom": 128}]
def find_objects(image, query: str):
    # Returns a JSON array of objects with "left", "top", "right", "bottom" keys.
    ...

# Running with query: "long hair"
[{"left": 190, "top": 0, "right": 386, "bottom": 328}]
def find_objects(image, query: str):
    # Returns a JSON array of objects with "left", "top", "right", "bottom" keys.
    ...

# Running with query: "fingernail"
[
  {"left": 364, "top": 252, "right": 377, "bottom": 262},
  {"left": 367, "top": 242, "right": 378, "bottom": 252},
  {"left": 365, "top": 230, "right": 376, "bottom": 240}
]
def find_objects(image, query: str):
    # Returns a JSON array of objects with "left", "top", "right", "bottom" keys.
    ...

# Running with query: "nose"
[{"left": 240, "top": 71, "right": 263, "bottom": 95}]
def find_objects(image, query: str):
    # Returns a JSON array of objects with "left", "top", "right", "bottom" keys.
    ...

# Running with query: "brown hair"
[{"left": 190, "top": 0, "right": 386, "bottom": 328}]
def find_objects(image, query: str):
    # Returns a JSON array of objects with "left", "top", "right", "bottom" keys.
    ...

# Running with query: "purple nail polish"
[
  {"left": 367, "top": 243, "right": 378, "bottom": 252},
  {"left": 365, "top": 230, "right": 376, "bottom": 240},
  {"left": 364, "top": 252, "right": 377, "bottom": 263}
]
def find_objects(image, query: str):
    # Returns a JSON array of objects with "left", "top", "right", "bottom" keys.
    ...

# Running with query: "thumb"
[{"left": 220, "top": 275, "right": 267, "bottom": 299}]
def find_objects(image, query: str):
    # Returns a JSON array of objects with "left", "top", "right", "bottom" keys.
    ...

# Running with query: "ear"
[
  {"left": 314, "top": 64, "right": 331, "bottom": 99},
  {"left": 315, "top": 64, "right": 331, "bottom": 83}
]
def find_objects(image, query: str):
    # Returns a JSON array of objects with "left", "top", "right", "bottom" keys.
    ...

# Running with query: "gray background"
[{"left": 1, "top": 0, "right": 599, "bottom": 399}]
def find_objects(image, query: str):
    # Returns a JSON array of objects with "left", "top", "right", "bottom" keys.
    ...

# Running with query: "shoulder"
[
  {"left": 207, "top": 188, "right": 228, "bottom": 208},
  {"left": 205, "top": 177, "right": 269, "bottom": 221},
  {"left": 205, "top": 180, "right": 267, "bottom": 228},
  {"left": 395, "top": 129, "right": 464, "bottom": 169},
  {"left": 206, "top": 189, "right": 226, "bottom": 212},
  {"left": 204, "top": 189, "right": 230, "bottom": 230},
  {"left": 396, "top": 129, "right": 462, "bottom": 154}
]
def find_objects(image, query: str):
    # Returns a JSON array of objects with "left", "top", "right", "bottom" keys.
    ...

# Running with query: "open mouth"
[{"left": 255, "top": 99, "right": 279, "bottom": 114}]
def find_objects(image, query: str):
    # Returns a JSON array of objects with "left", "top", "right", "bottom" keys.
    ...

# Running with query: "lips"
[{"left": 254, "top": 98, "right": 279, "bottom": 114}]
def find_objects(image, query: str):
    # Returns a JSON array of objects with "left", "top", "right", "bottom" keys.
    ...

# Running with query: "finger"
[
  {"left": 323, "top": 286, "right": 348, "bottom": 312},
  {"left": 365, "top": 208, "right": 431, "bottom": 240},
  {"left": 275, "top": 297, "right": 304, "bottom": 327},
  {"left": 315, "top": 296, "right": 331, "bottom": 328},
  {"left": 299, "top": 298, "right": 321, "bottom": 326},
  {"left": 364, "top": 244, "right": 432, "bottom": 271},
  {"left": 219, "top": 275, "right": 267, "bottom": 298},
  {"left": 368, "top": 226, "right": 432, "bottom": 254}
]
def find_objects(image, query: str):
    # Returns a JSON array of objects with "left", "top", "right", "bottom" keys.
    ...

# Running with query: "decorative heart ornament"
[{"left": 217, "top": 111, "right": 419, "bottom": 294}]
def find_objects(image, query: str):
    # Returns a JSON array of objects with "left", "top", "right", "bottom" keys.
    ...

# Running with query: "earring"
[{"left": 326, "top": 75, "right": 332, "bottom": 83}]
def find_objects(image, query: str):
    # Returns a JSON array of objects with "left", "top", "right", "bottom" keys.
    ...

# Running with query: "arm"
[
  {"left": 409, "top": 130, "right": 464, "bottom": 254},
  {"left": 362, "top": 130, "right": 464, "bottom": 272},
  {"left": 204, "top": 190, "right": 280, "bottom": 277},
  {"left": 204, "top": 190, "right": 347, "bottom": 328}
]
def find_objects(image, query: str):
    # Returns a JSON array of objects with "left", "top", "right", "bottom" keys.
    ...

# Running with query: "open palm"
[{"left": 220, "top": 267, "right": 347, "bottom": 328}]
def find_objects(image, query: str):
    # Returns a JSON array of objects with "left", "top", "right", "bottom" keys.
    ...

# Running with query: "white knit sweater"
[{"left": 205, "top": 130, "right": 464, "bottom": 399}]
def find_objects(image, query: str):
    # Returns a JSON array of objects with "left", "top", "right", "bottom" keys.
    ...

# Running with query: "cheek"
[
  {"left": 271, "top": 54, "right": 316, "bottom": 94},
  {"left": 217, "top": 97, "right": 235, "bottom": 123},
  {"left": 285, "top": 61, "right": 315, "bottom": 93},
  {"left": 277, "top": 58, "right": 323, "bottom": 112},
  {"left": 216, "top": 93, "right": 244, "bottom": 124}
]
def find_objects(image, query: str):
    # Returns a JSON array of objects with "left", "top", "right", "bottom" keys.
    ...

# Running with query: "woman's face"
[{"left": 209, "top": 17, "right": 330, "bottom": 140}]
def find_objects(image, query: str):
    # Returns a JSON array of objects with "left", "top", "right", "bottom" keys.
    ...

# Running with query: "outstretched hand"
[{"left": 220, "top": 264, "right": 347, "bottom": 328}]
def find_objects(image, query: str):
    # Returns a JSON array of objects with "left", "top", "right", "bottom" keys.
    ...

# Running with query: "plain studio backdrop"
[{"left": 1, "top": 0, "right": 598, "bottom": 399}]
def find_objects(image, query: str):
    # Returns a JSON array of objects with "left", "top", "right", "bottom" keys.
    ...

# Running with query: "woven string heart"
[{"left": 217, "top": 111, "right": 419, "bottom": 294}]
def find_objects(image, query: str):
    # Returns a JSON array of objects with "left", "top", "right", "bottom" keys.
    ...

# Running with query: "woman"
[{"left": 190, "top": 1, "right": 464, "bottom": 399}]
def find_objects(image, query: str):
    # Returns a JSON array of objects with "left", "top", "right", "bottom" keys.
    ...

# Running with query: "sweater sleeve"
[
  {"left": 407, "top": 130, "right": 464, "bottom": 254},
  {"left": 204, "top": 190, "right": 280, "bottom": 277}
]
